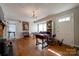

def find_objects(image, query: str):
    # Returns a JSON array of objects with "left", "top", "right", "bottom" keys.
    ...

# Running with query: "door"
[{"left": 56, "top": 14, "right": 74, "bottom": 46}]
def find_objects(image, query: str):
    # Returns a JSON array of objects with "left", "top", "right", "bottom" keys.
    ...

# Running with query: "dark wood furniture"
[
  {"left": 34, "top": 32, "right": 51, "bottom": 49},
  {"left": 35, "top": 33, "right": 49, "bottom": 49},
  {"left": 22, "top": 32, "right": 29, "bottom": 37}
]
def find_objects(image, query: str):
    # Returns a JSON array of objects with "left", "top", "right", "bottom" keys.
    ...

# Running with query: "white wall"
[
  {"left": 29, "top": 21, "right": 38, "bottom": 34},
  {"left": 16, "top": 21, "right": 23, "bottom": 39},
  {"left": 54, "top": 7, "right": 79, "bottom": 47},
  {"left": 55, "top": 13, "right": 74, "bottom": 46}
]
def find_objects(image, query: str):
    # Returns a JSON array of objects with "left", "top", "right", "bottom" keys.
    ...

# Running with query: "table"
[{"left": 35, "top": 33, "right": 49, "bottom": 49}]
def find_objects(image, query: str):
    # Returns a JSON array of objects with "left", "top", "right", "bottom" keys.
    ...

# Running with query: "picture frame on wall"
[{"left": 22, "top": 22, "right": 29, "bottom": 31}]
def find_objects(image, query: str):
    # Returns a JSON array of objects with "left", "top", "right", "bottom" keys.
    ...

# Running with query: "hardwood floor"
[{"left": 14, "top": 37, "right": 76, "bottom": 56}]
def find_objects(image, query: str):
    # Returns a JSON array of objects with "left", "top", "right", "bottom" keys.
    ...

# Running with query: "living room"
[{"left": 0, "top": 3, "right": 79, "bottom": 56}]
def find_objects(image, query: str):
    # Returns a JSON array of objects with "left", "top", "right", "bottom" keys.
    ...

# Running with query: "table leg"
[
  {"left": 42, "top": 39, "right": 44, "bottom": 49},
  {"left": 36, "top": 38, "right": 39, "bottom": 45}
]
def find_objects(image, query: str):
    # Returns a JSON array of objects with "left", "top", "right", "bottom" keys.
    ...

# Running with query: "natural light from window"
[
  {"left": 58, "top": 17, "right": 70, "bottom": 22},
  {"left": 8, "top": 24, "right": 16, "bottom": 32},
  {"left": 38, "top": 23, "right": 47, "bottom": 32}
]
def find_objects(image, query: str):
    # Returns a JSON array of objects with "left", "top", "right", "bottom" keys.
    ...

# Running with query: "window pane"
[
  {"left": 58, "top": 17, "right": 70, "bottom": 22},
  {"left": 38, "top": 23, "right": 47, "bottom": 32},
  {"left": 58, "top": 19, "right": 63, "bottom": 22},
  {"left": 38, "top": 24, "right": 43, "bottom": 32},
  {"left": 62, "top": 18, "right": 66, "bottom": 22},
  {"left": 8, "top": 24, "right": 16, "bottom": 32},
  {"left": 65, "top": 17, "right": 70, "bottom": 21},
  {"left": 43, "top": 23, "right": 47, "bottom": 31}
]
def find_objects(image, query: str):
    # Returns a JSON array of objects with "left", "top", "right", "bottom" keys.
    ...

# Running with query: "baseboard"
[
  {"left": 61, "top": 42, "right": 75, "bottom": 48},
  {"left": 56, "top": 39, "right": 75, "bottom": 48}
]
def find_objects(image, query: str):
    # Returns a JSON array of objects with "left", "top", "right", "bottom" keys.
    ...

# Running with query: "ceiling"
[{"left": 0, "top": 3, "right": 79, "bottom": 22}]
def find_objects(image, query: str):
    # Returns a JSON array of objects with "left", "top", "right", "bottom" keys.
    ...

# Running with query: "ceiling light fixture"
[
  {"left": 32, "top": 8, "right": 39, "bottom": 20},
  {"left": 32, "top": 9, "right": 37, "bottom": 23},
  {"left": 32, "top": 10, "right": 37, "bottom": 19}
]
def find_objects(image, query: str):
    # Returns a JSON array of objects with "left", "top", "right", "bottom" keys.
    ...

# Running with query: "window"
[
  {"left": 58, "top": 17, "right": 70, "bottom": 22},
  {"left": 43, "top": 23, "right": 47, "bottom": 31},
  {"left": 38, "top": 24, "right": 43, "bottom": 32},
  {"left": 8, "top": 24, "right": 16, "bottom": 32},
  {"left": 8, "top": 23, "right": 16, "bottom": 39},
  {"left": 65, "top": 17, "right": 70, "bottom": 21},
  {"left": 38, "top": 23, "right": 47, "bottom": 32}
]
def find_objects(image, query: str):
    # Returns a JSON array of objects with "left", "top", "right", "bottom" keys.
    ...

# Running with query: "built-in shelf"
[{"left": 47, "top": 20, "right": 52, "bottom": 36}]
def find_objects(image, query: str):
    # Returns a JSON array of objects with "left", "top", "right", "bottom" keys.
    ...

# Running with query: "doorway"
[{"left": 7, "top": 22, "right": 16, "bottom": 40}]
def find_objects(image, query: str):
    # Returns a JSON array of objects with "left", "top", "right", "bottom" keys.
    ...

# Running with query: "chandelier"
[{"left": 32, "top": 8, "right": 39, "bottom": 19}]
